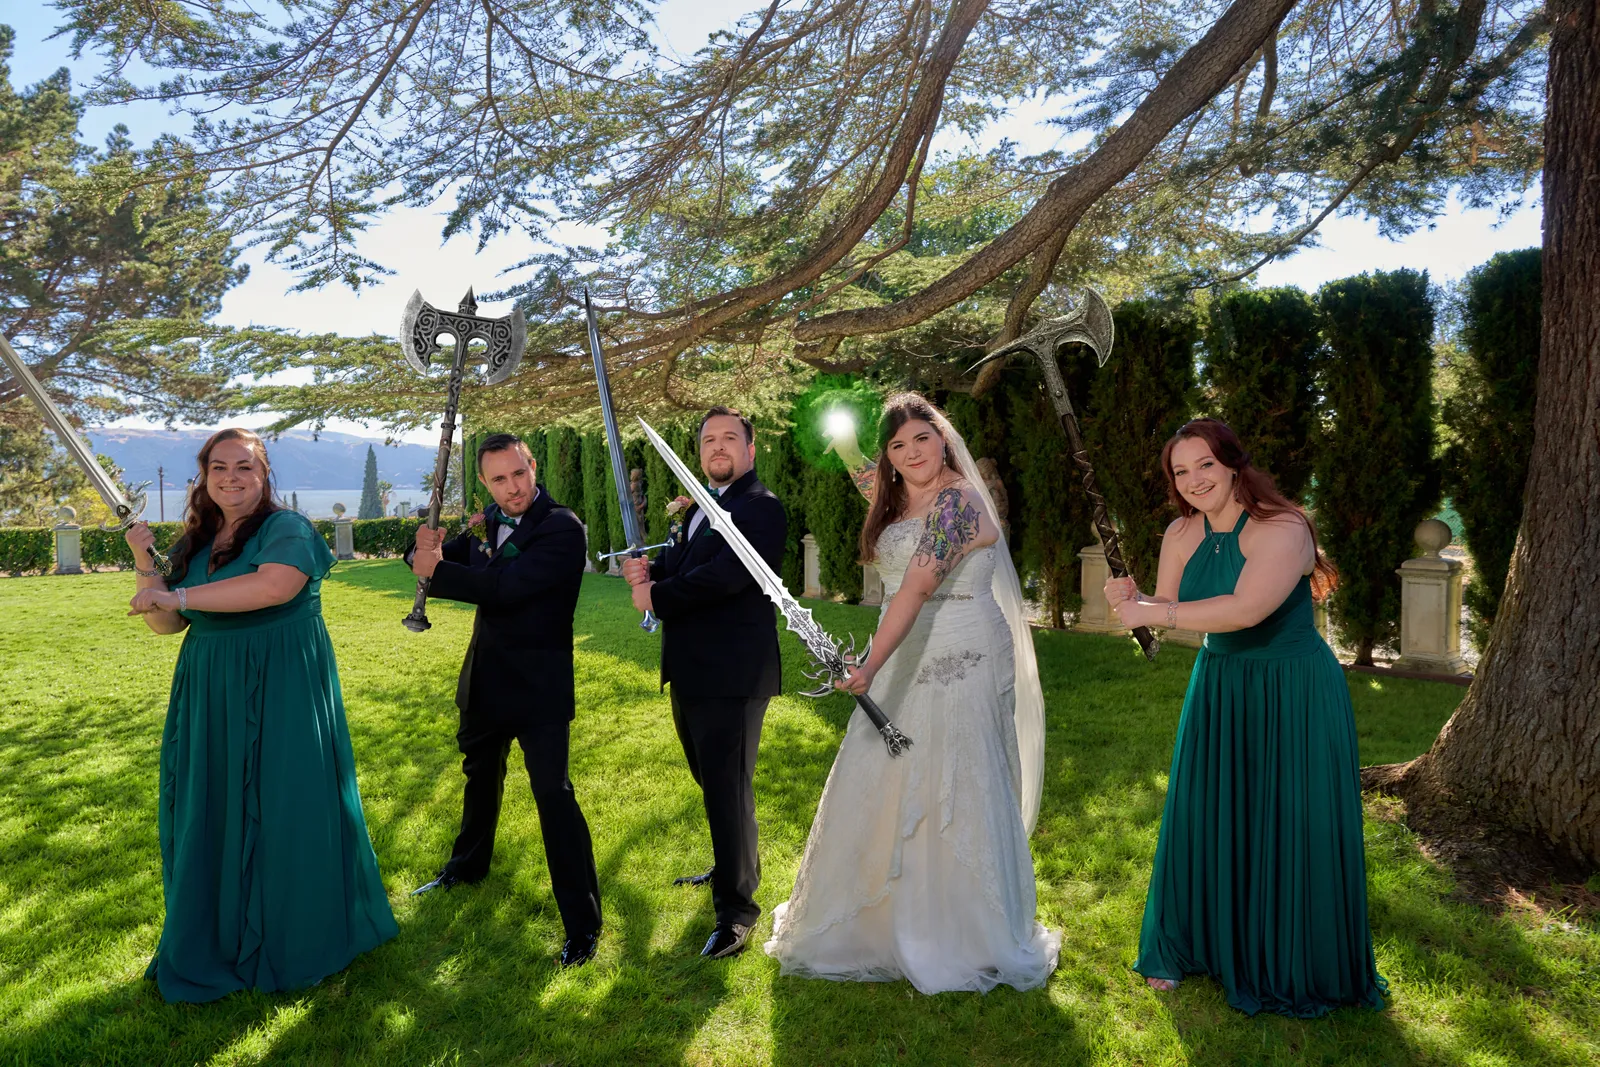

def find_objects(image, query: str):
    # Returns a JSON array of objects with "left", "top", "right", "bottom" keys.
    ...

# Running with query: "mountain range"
[{"left": 86, "top": 427, "right": 440, "bottom": 492}]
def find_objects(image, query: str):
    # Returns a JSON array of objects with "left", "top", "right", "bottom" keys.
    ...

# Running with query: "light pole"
[{"left": 157, "top": 465, "right": 165, "bottom": 521}]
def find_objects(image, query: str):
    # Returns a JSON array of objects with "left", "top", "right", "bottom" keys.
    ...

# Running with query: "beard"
[{"left": 705, "top": 455, "right": 736, "bottom": 482}]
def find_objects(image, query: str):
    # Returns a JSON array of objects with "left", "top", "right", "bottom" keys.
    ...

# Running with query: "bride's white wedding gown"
[{"left": 764, "top": 518, "right": 1060, "bottom": 993}]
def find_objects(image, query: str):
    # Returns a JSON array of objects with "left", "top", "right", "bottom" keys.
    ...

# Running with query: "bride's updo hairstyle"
[
  {"left": 858, "top": 393, "right": 963, "bottom": 564},
  {"left": 1160, "top": 417, "right": 1339, "bottom": 602}
]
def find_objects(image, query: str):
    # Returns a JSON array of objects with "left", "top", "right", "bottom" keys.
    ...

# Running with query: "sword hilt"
[
  {"left": 603, "top": 542, "right": 671, "bottom": 635},
  {"left": 110, "top": 492, "right": 174, "bottom": 576}
]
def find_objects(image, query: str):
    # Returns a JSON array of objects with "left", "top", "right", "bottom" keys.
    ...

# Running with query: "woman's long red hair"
[{"left": 1160, "top": 418, "right": 1338, "bottom": 602}]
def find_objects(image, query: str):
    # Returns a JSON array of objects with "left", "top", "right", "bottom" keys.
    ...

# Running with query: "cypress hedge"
[
  {"left": 1085, "top": 300, "right": 1199, "bottom": 587},
  {"left": 1204, "top": 287, "right": 1323, "bottom": 503},
  {"left": 753, "top": 425, "right": 806, "bottom": 593},
  {"left": 580, "top": 432, "right": 612, "bottom": 566},
  {"left": 1441, "top": 248, "right": 1541, "bottom": 648},
  {"left": 1314, "top": 269, "right": 1441, "bottom": 664}
]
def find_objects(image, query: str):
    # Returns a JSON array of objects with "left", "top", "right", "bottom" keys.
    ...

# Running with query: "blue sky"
[{"left": 8, "top": 4, "right": 1544, "bottom": 445}]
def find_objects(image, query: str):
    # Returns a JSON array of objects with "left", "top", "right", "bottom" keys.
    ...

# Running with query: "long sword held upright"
[
  {"left": 637, "top": 417, "right": 912, "bottom": 757},
  {"left": 0, "top": 332, "right": 171, "bottom": 574},
  {"left": 585, "top": 292, "right": 671, "bottom": 632}
]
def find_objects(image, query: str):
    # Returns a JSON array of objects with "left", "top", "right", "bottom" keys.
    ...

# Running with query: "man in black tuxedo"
[
  {"left": 409, "top": 433, "right": 604, "bottom": 968},
  {"left": 621, "top": 407, "right": 786, "bottom": 959}
]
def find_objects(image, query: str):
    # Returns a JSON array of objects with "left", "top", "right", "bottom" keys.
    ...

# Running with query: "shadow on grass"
[{"left": 5, "top": 569, "right": 1594, "bottom": 1065}]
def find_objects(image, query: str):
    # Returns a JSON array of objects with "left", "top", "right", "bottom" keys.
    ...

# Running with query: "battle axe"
[
  {"left": 399, "top": 288, "right": 525, "bottom": 632},
  {"left": 969, "top": 289, "right": 1160, "bottom": 661}
]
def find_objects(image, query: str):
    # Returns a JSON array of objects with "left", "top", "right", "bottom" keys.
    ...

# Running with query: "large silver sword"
[
  {"left": 0, "top": 332, "right": 171, "bottom": 574},
  {"left": 585, "top": 291, "right": 671, "bottom": 633},
  {"left": 637, "top": 417, "right": 912, "bottom": 757}
]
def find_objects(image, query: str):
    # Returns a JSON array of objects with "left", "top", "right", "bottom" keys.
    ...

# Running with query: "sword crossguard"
[{"left": 598, "top": 540, "right": 674, "bottom": 561}]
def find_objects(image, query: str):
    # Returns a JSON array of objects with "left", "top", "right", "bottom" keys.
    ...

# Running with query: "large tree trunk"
[{"left": 1365, "top": 0, "right": 1600, "bottom": 868}]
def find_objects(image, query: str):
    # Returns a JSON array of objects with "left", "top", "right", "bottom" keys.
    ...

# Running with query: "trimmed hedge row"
[{"left": 1, "top": 516, "right": 465, "bottom": 575}]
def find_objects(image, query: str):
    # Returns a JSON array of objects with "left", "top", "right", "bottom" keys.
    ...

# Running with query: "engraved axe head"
[
  {"left": 968, "top": 287, "right": 1116, "bottom": 376},
  {"left": 399, "top": 288, "right": 527, "bottom": 384}
]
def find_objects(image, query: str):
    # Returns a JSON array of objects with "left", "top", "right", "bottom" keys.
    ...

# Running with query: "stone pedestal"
[
  {"left": 860, "top": 562, "right": 884, "bottom": 607},
  {"left": 1394, "top": 519, "right": 1469, "bottom": 674},
  {"left": 607, "top": 553, "right": 622, "bottom": 577},
  {"left": 1073, "top": 544, "right": 1124, "bottom": 634},
  {"left": 53, "top": 519, "right": 83, "bottom": 575},
  {"left": 802, "top": 534, "right": 822, "bottom": 599},
  {"left": 333, "top": 518, "right": 355, "bottom": 560}
]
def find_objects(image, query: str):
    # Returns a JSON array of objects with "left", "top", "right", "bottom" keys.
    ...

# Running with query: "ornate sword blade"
[
  {"left": 0, "top": 333, "right": 138, "bottom": 522},
  {"left": 637, "top": 416, "right": 912, "bottom": 755}
]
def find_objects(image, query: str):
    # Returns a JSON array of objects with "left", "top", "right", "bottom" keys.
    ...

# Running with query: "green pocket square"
[{"left": 498, "top": 542, "right": 521, "bottom": 560}]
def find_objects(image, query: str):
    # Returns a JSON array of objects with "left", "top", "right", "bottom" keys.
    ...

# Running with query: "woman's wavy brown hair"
[
  {"left": 858, "top": 393, "right": 962, "bottom": 563},
  {"left": 167, "top": 428, "right": 281, "bottom": 583},
  {"left": 1160, "top": 417, "right": 1338, "bottom": 601}
]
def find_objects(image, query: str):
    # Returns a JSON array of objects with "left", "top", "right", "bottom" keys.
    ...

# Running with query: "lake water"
[{"left": 275, "top": 489, "right": 429, "bottom": 518}]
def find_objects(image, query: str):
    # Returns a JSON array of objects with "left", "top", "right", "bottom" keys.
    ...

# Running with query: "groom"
[
  {"left": 408, "top": 432, "right": 604, "bottom": 968},
  {"left": 622, "top": 407, "right": 786, "bottom": 959}
]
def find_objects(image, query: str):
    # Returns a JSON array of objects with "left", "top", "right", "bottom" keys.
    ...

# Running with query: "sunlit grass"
[{"left": 1, "top": 563, "right": 1595, "bottom": 1066}]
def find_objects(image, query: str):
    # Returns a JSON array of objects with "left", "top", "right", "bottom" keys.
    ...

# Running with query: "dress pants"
[
  {"left": 671, "top": 690, "right": 769, "bottom": 927},
  {"left": 442, "top": 713, "right": 602, "bottom": 938}
]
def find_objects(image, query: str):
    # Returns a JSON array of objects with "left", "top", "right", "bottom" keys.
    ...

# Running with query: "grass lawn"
[{"left": 1, "top": 562, "right": 1596, "bottom": 1066}]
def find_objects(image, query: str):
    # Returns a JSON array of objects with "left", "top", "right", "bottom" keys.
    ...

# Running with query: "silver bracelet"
[
  {"left": 1166, "top": 601, "right": 1178, "bottom": 629},
  {"left": 177, "top": 587, "right": 188, "bottom": 612},
  {"left": 133, "top": 564, "right": 161, "bottom": 578}
]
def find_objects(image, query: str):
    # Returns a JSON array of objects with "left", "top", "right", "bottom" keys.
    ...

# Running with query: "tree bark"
[{"left": 1366, "top": 0, "right": 1600, "bottom": 867}]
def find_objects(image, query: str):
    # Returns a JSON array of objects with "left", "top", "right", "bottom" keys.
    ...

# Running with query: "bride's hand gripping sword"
[
  {"left": 0, "top": 332, "right": 171, "bottom": 574},
  {"left": 398, "top": 288, "right": 526, "bottom": 632},
  {"left": 637, "top": 417, "right": 912, "bottom": 757},
  {"left": 968, "top": 288, "right": 1161, "bottom": 662},
  {"left": 584, "top": 292, "right": 671, "bottom": 633}
]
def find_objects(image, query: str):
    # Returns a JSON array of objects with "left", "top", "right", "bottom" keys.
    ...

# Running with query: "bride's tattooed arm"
[
  {"left": 846, "top": 457, "right": 877, "bottom": 502},
  {"left": 912, "top": 488, "right": 984, "bottom": 582}
]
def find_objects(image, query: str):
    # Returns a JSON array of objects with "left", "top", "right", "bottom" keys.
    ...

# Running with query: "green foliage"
[
  {"left": 1440, "top": 248, "right": 1541, "bottom": 649},
  {"left": 753, "top": 425, "right": 806, "bottom": 593},
  {"left": 787, "top": 376, "right": 885, "bottom": 472},
  {"left": 1203, "top": 288, "right": 1323, "bottom": 503},
  {"left": 545, "top": 428, "right": 584, "bottom": 520},
  {"left": 801, "top": 465, "right": 866, "bottom": 600},
  {"left": 1085, "top": 301, "right": 1199, "bottom": 587},
  {"left": 0, "top": 527, "right": 52, "bottom": 575},
  {"left": 1314, "top": 270, "right": 1442, "bottom": 663},
  {"left": 350, "top": 517, "right": 463, "bottom": 558},
  {"left": 580, "top": 432, "right": 612, "bottom": 566},
  {"left": 0, "top": 28, "right": 245, "bottom": 430},
  {"left": 1010, "top": 354, "right": 1102, "bottom": 628},
  {"left": 358, "top": 445, "right": 382, "bottom": 519}
]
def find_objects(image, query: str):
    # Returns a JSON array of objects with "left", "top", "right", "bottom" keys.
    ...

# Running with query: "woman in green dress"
[
  {"left": 1104, "top": 418, "right": 1386, "bottom": 1018},
  {"left": 125, "top": 428, "right": 397, "bottom": 1003}
]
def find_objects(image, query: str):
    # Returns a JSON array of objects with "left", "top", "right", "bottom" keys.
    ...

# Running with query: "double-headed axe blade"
[
  {"left": 968, "top": 287, "right": 1115, "bottom": 374},
  {"left": 399, "top": 288, "right": 527, "bottom": 382}
]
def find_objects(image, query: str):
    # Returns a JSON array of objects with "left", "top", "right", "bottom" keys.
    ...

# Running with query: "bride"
[{"left": 763, "top": 393, "right": 1060, "bottom": 994}]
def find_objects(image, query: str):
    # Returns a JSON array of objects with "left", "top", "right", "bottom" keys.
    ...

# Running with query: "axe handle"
[
  {"left": 1037, "top": 357, "right": 1160, "bottom": 662},
  {"left": 404, "top": 343, "right": 469, "bottom": 632}
]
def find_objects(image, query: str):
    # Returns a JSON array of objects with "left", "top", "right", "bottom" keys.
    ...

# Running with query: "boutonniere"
[
  {"left": 468, "top": 511, "right": 492, "bottom": 555},
  {"left": 665, "top": 495, "right": 692, "bottom": 540}
]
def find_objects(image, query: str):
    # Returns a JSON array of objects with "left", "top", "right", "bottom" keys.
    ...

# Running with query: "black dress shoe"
[
  {"left": 410, "top": 870, "right": 474, "bottom": 896},
  {"left": 700, "top": 922, "right": 753, "bottom": 959},
  {"left": 560, "top": 929, "right": 602, "bottom": 968},
  {"left": 673, "top": 865, "right": 715, "bottom": 888}
]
